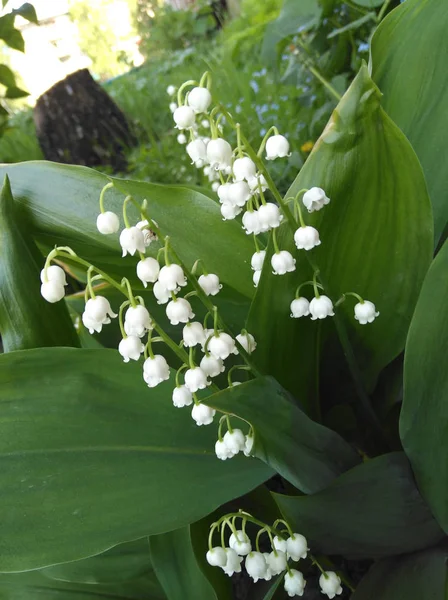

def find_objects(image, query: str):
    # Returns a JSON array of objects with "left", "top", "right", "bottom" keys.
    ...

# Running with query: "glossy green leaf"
[
  {"left": 0, "top": 176, "right": 79, "bottom": 351},
  {"left": 273, "top": 453, "right": 444, "bottom": 559},
  {"left": 5, "top": 85, "right": 29, "bottom": 98},
  {"left": 150, "top": 527, "right": 218, "bottom": 600},
  {"left": 0, "top": 64, "right": 16, "bottom": 88},
  {"left": 371, "top": 0, "right": 448, "bottom": 243},
  {"left": 42, "top": 539, "right": 152, "bottom": 585},
  {"left": 0, "top": 348, "right": 273, "bottom": 572},
  {"left": 248, "top": 64, "right": 433, "bottom": 405},
  {"left": 351, "top": 544, "right": 448, "bottom": 600},
  {"left": 0, "top": 14, "right": 24, "bottom": 51},
  {"left": 206, "top": 377, "right": 359, "bottom": 494},
  {"left": 400, "top": 239, "right": 448, "bottom": 534},
  {"left": 351, "top": 0, "right": 383, "bottom": 7},
  {"left": 12, "top": 2, "right": 38, "bottom": 24}
]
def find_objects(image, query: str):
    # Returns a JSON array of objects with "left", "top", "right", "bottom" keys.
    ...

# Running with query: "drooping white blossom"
[
  {"left": 166, "top": 297, "right": 194, "bottom": 325},
  {"left": 185, "top": 367, "right": 210, "bottom": 393},
  {"left": 223, "top": 429, "right": 246, "bottom": 456},
  {"left": 251, "top": 250, "right": 266, "bottom": 271},
  {"left": 266, "top": 550, "right": 287, "bottom": 576},
  {"left": 290, "top": 297, "right": 310, "bottom": 318},
  {"left": 40, "top": 280, "right": 66, "bottom": 303},
  {"left": 242, "top": 209, "right": 262, "bottom": 235},
  {"left": 119, "top": 227, "right": 146, "bottom": 257},
  {"left": 245, "top": 552, "right": 268, "bottom": 583},
  {"left": 173, "top": 105, "right": 195, "bottom": 129},
  {"left": 124, "top": 305, "right": 152, "bottom": 337},
  {"left": 137, "top": 257, "right": 160, "bottom": 287},
  {"left": 265, "top": 134, "right": 290, "bottom": 160},
  {"left": 187, "top": 86, "right": 212, "bottom": 113},
  {"left": 271, "top": 251, "right": 296, "bottom": 275},
  {"left": 158, "top": 264, "right": 187, "bottom": 291},
  {"left": 233, "top": 156, "right": 257, "bottom": 182},
  {"left": 253, "top": 270, "right": 261, "bottom": 287},
  {"left": 236, "top": 332, "right": 257, "bottom": 354},
  {"left": 284, "top": 569, "right": 306, "bottom": 597},
  {"left": 198, "top": 273, "right": 222, "bottom": 296},
  {"left": 207, "top": 138, "right": 233, "bottom": 171},
  {"left": 227, "top": 181, "right": 251, "bottom": 207},
  {"left": 309, "top": 295, "right": 334, "bottom": 320},
  {"left": 200, "top": 354, "right": 225, "bottom": 377},
  {"left": 286, "top": 534, "right": 309, "bottom": 561},
  {"left": 215, "top": 438, "right": 234, "bottom": 460},
  {"left": 319, "top": 571, "right": 343, "bottom": 599},
  {"left": 187, "top": 138, "right": 207, "bottom": 167},
  {"left": 354, "top": 300, "right": 379, "bottom": 324},
  {"left": 221, "top": 548, "right": 243, "bottom": 576},
  {"left": 172, "top": 385, "right": 193, "bottom": 407},
  {"left": 294, "top": 226, "right": 321, "bottom": 251},
  {"left": 221, "top": 202, "right": 242, "bottom": 220},
  {"left": 273, "top": 536, "right": 288, "bottom": 554},
  {"left": 143, "top": 355, "right": 170, "bottom": 388},
  {"left": 206, "top": 547, "right": 227, "bottom": 567},
  {"left": 82, "top": 296, "right": 117, "bottom": 334},
  {"left": 182, "top": 321, "right": 206, "bottom": 347},
  {"left": 229, "top": 531, "right": 252, "bottom": 556},
  {"left": 96, "top": 211, "right": 119, "bottom": 234},
  {"left": 191, "top": 402, "right": 215, "bottom": 425},
  {"left": 118, "top": 335, "right": 144, "bottom": 363},
  {"left": 258, "top": 202, "right": 283, "bottom": 231},
  {"left": 302, "top": 187, "right": 330, "bottom": 213},
  {"left": 208, "top": 332, "right": 237, "bottom": 360}
]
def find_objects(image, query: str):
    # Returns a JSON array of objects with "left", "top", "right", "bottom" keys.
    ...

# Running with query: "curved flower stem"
[{"left": 99, "top": 182, "right": 114, "bottom": 213}]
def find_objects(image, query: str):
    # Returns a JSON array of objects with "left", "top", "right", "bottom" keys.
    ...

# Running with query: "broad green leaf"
[
  {"left": 351, "top": 0, "right": 383, "bottom": 7},
  {"left": 0, "top": 64, "right": 16, "bottom": 88},
  {"left": 5, "top": 85, "right": 29, "bottom": 98},
  {"left": 150, "top": 527, "right": 218, "bottom": 600},
  {"left": 0, "top": 348, "right": 273, "bottom": 572},
  {"left": 351, "top": 544, "right": 448, "bottom": 600},
  {"left": 42, "top": 539, "right": 152, "bottom": 585},
  {"left": 0, "top": 14, "right": 24, "bottom": 51},
  {"left": 371, "top": 0, "right": 448, "bottom": 244},
  {"left": 273, "top": 453, "right": 444, "bottom": 559},
  {"left": 400, "top": 239, "right": 448, "bottom": 534},
  {"left": 248, "top": 64, "right": 433, "bottom": 405},
  {"left": 0, "top": 571, "right": 165, "bottom": 600},
  {"left": 206, "top": 377, "right": 360, "bottom": 494},
  {"left": 0, "top": 162, "right": 254, "bottom": 299},
  {"left": 0, "top": 176, "right": 79, "bottom": 351},
  {"left": 12, "top": 2, "right": 38, "bottom": 24}
]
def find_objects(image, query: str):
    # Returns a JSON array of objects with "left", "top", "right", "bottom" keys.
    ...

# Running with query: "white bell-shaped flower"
[
  {"left": 185, "top": 367, "right": 210, "bottom": 393},
  {"left": 354, "top": 300, "right": 379, "bottom": 324},
  {"left": 284, "top": 569, "right": 306, "bottom": 597},
  {"left": 271, "top": 251, "right": 296, "bottom": 275},
  {"left": 200, "top": 354, "right": 225, "bottom": 377},
  {"left": 294, "top": 226, "right": 321, "bottom": 250},
  {"left": 191, "top": 402, "right": 215, "bottom": 425},
  {"left": 251, "top": 250, "right": 266, "bottom": 271},
  {"left": 236, "top": 332, "right": 257, "bottom": 353},
  {"left": 137, "top": 257, "right": 160, "bottom": 287},
  {"left": 229, "top": 531, "right": 252, "bottom": 556},
  {"left": 153, "top": 280, "right": 176, "bottom": 304},
  {"left": 172, "top": 385, "right": 193, "bottom": 407},
  {"left": 286, "top": 534, "right": 309, "bottom": 561},
  {"left": 82, "top": 296, "right": 117, "bottom": 334},
  {"left": 266, "top": 550, "right": 287, "bottom": 576},
  {"left": 242, "top": 209, "right": 262, "bottom": 235},
  {"left": 221, "top": 548, "right": 243, "bottom": 576},
  {"left": 319, "top": 571, "right": 343, "bottom": 599},
  {"left": 217, "top": 183, "right": 231, "bottom": 204},
  {"left": 262, "top": 553, "right": 273, "bottom": 581},
  {"left": 169, "top": 102, "right": 177, "bottom": 113},
  {"left": 290, "top": 297, "right": 310, "bottom": 318},
  {"left": 309, "top": 295, "right": 334, "bottom": 320},
  {"left": 96, "top": 211, "right": 119, "bottom": 235},
  {"left": 215, "top": 438, "right": 234, "bottom": 460},
  {"left": 118, "top": 335, "right": 144, "bottom": 363},
  {"left": 124, "top": 305, "right": 152, "bottom": 337},
  {"left": 158, "top": 264, "right": 187, "bottom": 291},
  {"left": 223, "top": 429, "right": 246, "bottom": 456},
  {"left": 258, "top": 202, "right": 283, "bottom": 231},
  {"left": 166, "top": 297, "right": 194, "bottom": 325},
  {"left": 182, "top": 321, "right": 205, "bottom": 347},
  {"left": 253, "top": 270, "right": 261, "bottom": 287},
  {"left": 208, "top": 332, "right": 236, "bottom": 360},
  {"left": 212, "top": 181, "right": 220, "bottom": 192},
  {"left": 221, "top": 202, "right": 242, "bottom": 220},
  {"left": 244, "top": 434, "right": 254, "bottom": 457},
  {"left": 40, "top": 280, "right": 65, "bottom": 303},
  {"left": 206, "top": 547, "right": 227, "bottom": 567},
  {"left": 119, "top": 227, "right": 146, "bottom": 257},
  {"left": 136, "top": 220, "right": 157, "bottom": 247},
  {"left": 198, "top": 273, "right": 222, "bottom": 296},
  {"left": 265, "top": 134, "right": 290, "bottom": 160},
  {"left": 40, "top": 265, "right": 67, "bottom": 286},
  {"left": 187, "top": 86, "right": 212, "bottom": 113},
  {"left": 302, "top": 187, "right": 330, "bottom": 213},
  {"left": 177, "top": 133, "right": 187, "bottom": 144},
  {"left": 173, "top": 105, "right": 195, "bottom": 129},
  {"left": 166, "top": 85, "right": 176, "bottom": 96},
  {"left": 233, "top": 156, "right": 257, "bottom": 182},
  {"left": 187, "top": 138, "right": 207, "bottom": 167},
  {"left": 245, "top": 552, "right": 268, "bottom": 583},
  {"left": 227, "top": 181, "right": 251, "bottom": 207},
  {"left": 207, "top": 138, "right": 232, "bottom": 171},
  {"left": 248, "top": 174, "right": 268, "bottom": 193},
  {"left": 143, "top": 355, "right": 170, "bottom": 388},
  {"left": 273, "top": 536, "right": 287, "bottom": 553}
]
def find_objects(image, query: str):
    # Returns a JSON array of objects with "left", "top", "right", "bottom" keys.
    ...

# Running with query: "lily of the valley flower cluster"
[
  {"left": 206, "top": 512, "right": 344, "bottom": 598},
  {"left": 168, "top": 75, "right": 380, "bottom": 326}
]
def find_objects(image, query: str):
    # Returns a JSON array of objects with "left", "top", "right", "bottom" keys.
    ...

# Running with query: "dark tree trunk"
[{"left": 33, "top": 69, "right": 136, "bottom": 171}]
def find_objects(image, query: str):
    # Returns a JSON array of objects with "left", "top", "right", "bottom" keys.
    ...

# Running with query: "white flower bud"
[
  {"left": 172, "top": 385, "right": 193, "bottom": 407},
  {"left": 206, "top": 547, "right": 227, "bottom": 567},
  {"left": 302, "top": 187, "right": 330, "bottom": 213},
  {"left": 40, "top": 265, "right": 67, "bottom": 286},
  {"left": 286, "top": 534, "right": 308, "bottom": 561},
  {"left": 143, "top": 355, "right": 170, "bottom": 388},
  {"left": 229, "top": 531, "right": 252, "bottom": 556},
  {"left": 118, "top": 335, "right": 144, "bottom": 363},
  {"left": 40, "top": 281, "right": 65, "bottom": 303},
  {"left": 215, "top": 438, "right": 233, "bottom": 460},
  {"left": 187, "top": 138, "right": 207, "bottom": 167},
  {"left": 251, "top": 250, "right": 266, "bottom": 271},
  {"left": 253, "top": 270, "right": 261, "bottom": 287},
  {"left": 309, "top": 295, "right": 334, "bottom": 320},
  {"left": 158, "top": 264, "right": 187, "bottom": 291},
  {"left": 169, "top": 102, "right": 177, "bottom": 113},
  {"left": 136, "top": 219, "right": 157, "bottom": 247},
  {"left": 187, "top": 86, "right": 212, "bottom": 113},
  {"left": 319, "top": 571, "right": 343, "bottom": 599},
  {"left": 182, "top": 321, "right": 205, "bottom": 347},
  {"left": 265, "top": 134, "right": 290, "bottom": 160},
  {"left": 222, "top": 548, "right": 243, "bottom": 576},
  {"left": 82, "top": 296, "right": 117, "bottom": 334},
  {"left": 273, "top": 536, "right": 287, "bottom": 553},
  {"left": 208, "top": 332, "right": 236, "bottom": 360},
  {"left": 207, "top": 138, "right": 233, "bottom": 171},
  {"left": 354, "top": 300, "right": 379, "bottom": 324},
  {"left": 212, "top": 181, "right": 220, "bottom": 192},
  {"left": 294, "top": 225, "right": 321, "bottom": 250},
  {"left": 290, "top": 297, "right": 310, "bottom": 318},
  {"left": 201, "top": 119, "right": 210, "bottom": 128},
  {"left": 200, "top": 354, "right": 225, "bottom": 377},
  {"left": 119, "top": 227, "right": 146, "bottom": 257},
  {"left": 284, "top": 569, "right": 306, "bottom": 597},
  {"left": 191, "top": 401, "right": 215, "bottom": 425},
  {"left": 245, "top": 552, "right": 268, "bottom": 582},
  {"left": 166, "top": 85, "right": 176, "bottom": 96},
  {"left": 242, "top": 209, "right": 262, "bottom": 235},
  {"left": 223, "top": 429, "right": 246, "bottom": 456},
  {"left": 166, "top": 297, "right": 194, "bottom": 325},
  {"left": 217, "top": 183, "right": 231, "bottom": 204},
  {"left": 124, "top": 305, "right": 152, "bottom": 338},
  {"left": 221, "top": 202, "right": 242, "bottom": 220},
  {"left": 258, "top": 202, "right": 283, "bottom": 231},
  {"left": 227, "top": 181, "right": 251, "bottom": 207},
  {"left": 173, "top": 105, "right": 195, "bottom": 129},
  {"left": 198, "top": 273, "right": 222, "bottom": 296},
  {"left": 233, "top": 156, "right": 257, "bottom": 182},
  {"left": 244, "top": 434, "right": 254, "bottom": 457},
  {"left": 177, "top": 133, "right": 187, "bottom": 144},
  {"left": 185, "top": 367, "right": 210, "bottom": 393},
  {"left": 96, "top": 211, "right": 119, "bottom": 235},
  {"left": 236, "top": 332, "right": 256, "bottom": 353},
  {"left": 137, "top": 257, "right": 160, "bottom": 287},
  {"left": 266, "top": 550, "right": 287, "bottom": 576},
  {"left": 153, "top": 280, "right": 176, "bottom": 304},
  {"left": 248, "top": 174, "right": 268, "bottom": 193},
  {"left": 271, "top": 251, "right": 296, "bottom": 275}
]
